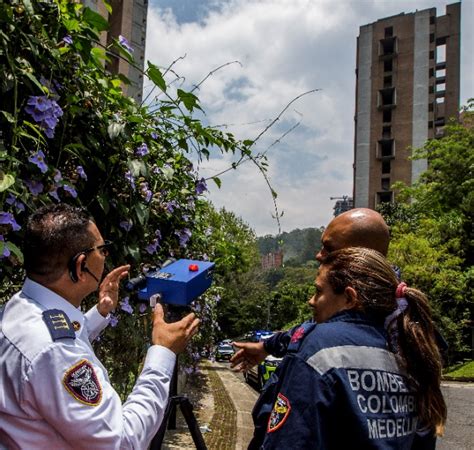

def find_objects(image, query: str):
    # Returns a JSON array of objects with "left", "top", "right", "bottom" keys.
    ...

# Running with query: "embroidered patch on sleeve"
[
  {"left": 63, "top": 360, "right": 102, "bottom": 406},
  {"left": 290, "top": 327, "right": 305, "bottom": 343},
  {"left": 267, "top": 392, "right": 291, "bottom": 433}
]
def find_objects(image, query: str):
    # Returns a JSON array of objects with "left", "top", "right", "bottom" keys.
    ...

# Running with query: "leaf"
[
  {"left": 129, "top": 159, "right": 146, "bottom": 177},
  {"left": 271, "top": 189, "right": 278, "bottom": 199},
  {"left": 1, "top": 111, "right": 15, "bottom": 123},
  {"left": 161, "top": 166, "right": 174, "bottom": 180},
  {"left": 134, "top": 203, "right": 149, "bottom": 225},
  {"left": 91, "top": 47, "right": 109, "bottom": 63},
  {"left": 147, "top": 62, "right": 166, "bottom": 92},
  {"left": 102, "top": 0, "right": 113, "bottom": 14},
  {"left": 22, "top": 71, "right": 44, "bottom": 93},
  {"left": 6, "top": 242, "right": 23, "bottom": 264},
  {"left": 0, "top": 173, "right": 15, "bottom": 192},
  {"left": 97, "top": 195, "right": 110, "bottom": 214},
  {"left": 22, "top": 0, "right": 34, "bottom": 16},
  {"left": 83, "top": 7, "right": 109, "bottom": 32},
  {"left": 212, "top": 177, "right": 221, "bottom": 188},
  {"left": 177, "top": 89, "right": 201, "bottom": 112},
  {"left": 107, "top": 122, "right": 124, "bottom": 139},
  {"left": 63, "top": 18, "right": 80, "bottom": 32},
  {"left": 243, "top": 139, "right": 254, "bottom": 147}
]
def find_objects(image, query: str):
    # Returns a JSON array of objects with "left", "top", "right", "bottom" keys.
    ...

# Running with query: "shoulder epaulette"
[{"left": 42, "top": 309, "right": 76, "bottom": 341}]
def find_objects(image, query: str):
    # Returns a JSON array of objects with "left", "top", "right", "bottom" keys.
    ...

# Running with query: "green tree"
[{"left": 380, "top": 101, "right": 474, "bottom": 361}]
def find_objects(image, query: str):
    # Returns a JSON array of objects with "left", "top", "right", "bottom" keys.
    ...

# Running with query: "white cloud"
[{"left": 146, "top": 0, "right": 473, "bottom": 235}]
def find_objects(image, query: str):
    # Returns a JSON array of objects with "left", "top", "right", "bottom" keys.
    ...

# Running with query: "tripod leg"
[
  {"left": 149, "top": 397, "right": 176, "bottom": 450},
  {"left": 179, "top": 397, "right": 208, "bottom": 450}
]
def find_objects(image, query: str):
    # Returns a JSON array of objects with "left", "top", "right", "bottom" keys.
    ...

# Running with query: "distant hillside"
[{"left": 257, "top": 227, "right": 324, "bottom": 266}]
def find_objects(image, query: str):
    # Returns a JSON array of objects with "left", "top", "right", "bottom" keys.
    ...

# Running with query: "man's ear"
[
  {"left": 75, "top": 253, "right": 88, "bottom": 282},
  {"left": 344, "top": 286, "right": 358, "bottom": 309}
]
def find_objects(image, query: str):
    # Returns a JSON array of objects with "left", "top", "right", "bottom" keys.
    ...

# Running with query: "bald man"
[{"left": 231, "top": 208, "right": 391, "bottom": 370}]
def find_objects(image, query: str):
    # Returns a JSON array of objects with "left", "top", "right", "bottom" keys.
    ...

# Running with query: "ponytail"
[{"left": 396, "top": 287, "right": 447, "bottom": 436}]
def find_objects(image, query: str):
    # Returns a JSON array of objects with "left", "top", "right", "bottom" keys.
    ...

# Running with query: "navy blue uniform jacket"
[{"left": 251, "top": 310, "right": 428, "bottom": 449}]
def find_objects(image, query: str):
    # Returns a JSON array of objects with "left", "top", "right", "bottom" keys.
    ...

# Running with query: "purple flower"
[
  {"left": 140, "top": 182, "right": 152, "bottom": 203},
  {"left": 110, "top": 315, "right": 119, "bottom": 327},
  {"left": 76, "top": 166, "right": 87, "bottom": 180},
  {"left": 53, "top": 169, "right": 62, "bottom": 182},
  {"left": 214, "top": 294, "right": 221, "bottom": 303},
  {"left": 125, "top": 170, "right": 135, "bottom": 188},
  {"left": 120, "top": 221, "right": 133, "bottom": 232},
  {"left": 25, "top": 95, "right": 63, "bottom": 139},
  {"left": 28, "top": 150, "right": 48, "bottom": 173},
  {"left": 146, "top": 239, "right": 160, "bottom": 255},
  {"left": 182, "top": 214, "right": 190, "bottom": 223},
  {"left": 139, "top": 303, "right": 147, "bottom": 314},
  {"left": 25, "top": 179, "right": 44, "bottom": 196},
  {"left": 135, "top": 143, "right": 149, "bottom": 157},
  {"left": 0, "top": 212, "right": 21, "bottom": 231},
  {"left": 151, "top": 132, "right": 158, "bottom": 139},
  {"left": 196, "top": 178, "right": 207, "bottom": 195},
  {"left": 120, "top": 297, "right": 134, "bottom": 314},
  {"left": 62, "top": 184, "right": 77, "bottom": 198},
  {"left": 6, "top": 194, "right": 25, "bottom": 212},
  {"left": 175, "top": 228, "right": 192, "bottom": 248},
  {"left": 63, "top": 35, "right": 73, "bottom": 45},
  {"left": 0, "top": 236, "right": 10, "bottom": 258},
  {"left": 49, "top": 188, "right": 60, "bottom": 202},
  {"left": 119, "top": 35, "right": 134, "bottom": 53},
  {"left": 165, "top": 200, "right": 178, "bottom": 214},
  {"left": 155, "top": 229, "right": 162, "bottom": 240}
]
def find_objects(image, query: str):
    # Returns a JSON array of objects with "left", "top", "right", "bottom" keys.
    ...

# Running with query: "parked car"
[
  {"left": 243, "top": 332, "right": 283, "bottom": 390},
  {"left": 215, "top": 343, "right": 234, "bottom": 361},
  {"left": 244, "top": 353, "right": 282, "bottom": 390}
]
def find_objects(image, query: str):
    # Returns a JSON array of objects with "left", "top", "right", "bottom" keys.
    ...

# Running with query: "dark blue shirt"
[{"left": 251, "top": 310, "right": 429, "bottom": 449}]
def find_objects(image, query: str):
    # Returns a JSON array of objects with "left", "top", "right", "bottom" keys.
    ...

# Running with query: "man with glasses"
[{"left": 0, "top": 203, "right": 200, "bottom": 448}]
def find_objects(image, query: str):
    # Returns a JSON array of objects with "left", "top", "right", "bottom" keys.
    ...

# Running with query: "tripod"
[{"left": 149, "top": 305, "right": 208, "bottom": 450}]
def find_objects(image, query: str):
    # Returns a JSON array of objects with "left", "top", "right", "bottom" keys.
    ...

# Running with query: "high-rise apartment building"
[
  {"left": 353, "top": 3, "right": 461, "bottom": 208},
  {"left": 82, "top": 0, "right": 148, "bottom": 103}
]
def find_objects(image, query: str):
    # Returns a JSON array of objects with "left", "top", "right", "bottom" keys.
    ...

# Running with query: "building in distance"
[{"left": 353, "top": 2, "right": 461, "bottom": 209}]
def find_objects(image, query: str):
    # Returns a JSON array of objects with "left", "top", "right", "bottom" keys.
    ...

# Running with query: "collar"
[
  {"left": 324, "top": 309, "right": 384, "bottom": 326},
  {"left": 21, "top": 278, "right": 85, "bottom": 331}
]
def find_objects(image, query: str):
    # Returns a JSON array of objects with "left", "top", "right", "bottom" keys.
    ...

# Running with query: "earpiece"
[{"left": 68, "top": 252, "right": 85, "bottom": 283}]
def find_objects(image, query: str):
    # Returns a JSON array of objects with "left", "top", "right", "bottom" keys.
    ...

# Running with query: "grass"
[{"left": 443, "top": 360, "right": 474, "bottom": 381}]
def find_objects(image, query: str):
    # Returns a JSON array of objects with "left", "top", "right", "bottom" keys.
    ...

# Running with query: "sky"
[{"left": 145, "top": 0, "right": 473, "bottom": 236}]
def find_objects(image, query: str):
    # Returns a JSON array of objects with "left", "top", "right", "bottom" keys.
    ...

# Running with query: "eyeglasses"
[{"left": 82, "top": 240, "right": 113, "bottom": 257}]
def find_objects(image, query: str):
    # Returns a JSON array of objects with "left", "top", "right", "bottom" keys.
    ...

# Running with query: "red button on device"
[{"left": 189, "top": 264, "right": 199, "bottom": 272}]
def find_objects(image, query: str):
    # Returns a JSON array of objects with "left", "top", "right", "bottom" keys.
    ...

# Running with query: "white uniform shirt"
[{"left": 0, "top": 278, "right": 175, "bottom": 449}]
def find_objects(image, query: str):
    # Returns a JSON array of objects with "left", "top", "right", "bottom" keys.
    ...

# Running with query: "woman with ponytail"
[{"left": 250, "top": 247, "right": 446, "bottom": 450}]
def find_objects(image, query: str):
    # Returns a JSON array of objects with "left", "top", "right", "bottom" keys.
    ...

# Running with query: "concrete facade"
[
  {"left": 82, "top": 0, "right": 148, "bottom": 103},
  {"left": 353, "top": 3, "right": 461, "bottom": 209}
]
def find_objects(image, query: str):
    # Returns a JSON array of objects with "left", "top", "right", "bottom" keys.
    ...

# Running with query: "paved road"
[
  {"left": 218, "top": 363, "right": 474, "bottom": 449},
  {"left": 438, "top": 382, "right": 474, "bottom": 450}
]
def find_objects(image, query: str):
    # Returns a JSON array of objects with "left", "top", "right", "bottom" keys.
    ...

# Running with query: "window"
[
  {"left": 429, "top": 50, "right": 435, "bottom": 60},
  {"left": 385, "top": 26, "right": 393, "bottom": 38},
  {"left": 436, "top": 44, "right": 446, "bottom": 63},
  {"left": 377, "top": 191, "right": 393, "bottom": 204},
  {"left": 430, "top": 33, "right": 435, "bottom": 43},
  {"left": 429, "top": 68, "right": 435, "bottom": 77},
  {"left": 382, "top": 161, "right": 391, "bottom": 174},
  {"left": 436, "top": 68, "right": 446, "bottom": 78},
  {"left": 384, "top": 59, "right": 393, "bottom": 72},
  {"left": 381, "top": 178, "right": 390, "bottom": 191},
  {"left": 429, "top": 103, "right": 434, "bottom": 112},
  {"left": 430, "top": 15, "right": 435, "bottom": 25},
  {"left": 377, "top": 139, "right": 394, "bottom": 158},
  {"left": 382, "top": 126, "right": 391, "bottom": 138},
  {"left": 379, "top": 37, "right": 397, "bottom": 56},
  {"left": 378, "top": 88, "right": 396, "bottom": 107},
  {"left": 383, "top": 75, "right": 392, "bottom": 88},
  {"left": 383, "top": 109, "right": 392, "bottom": 123}
]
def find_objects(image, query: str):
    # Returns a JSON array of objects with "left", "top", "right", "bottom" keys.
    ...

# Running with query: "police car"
[{"left": 243, "top": 331, "right": 283, "bottom": 390}]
